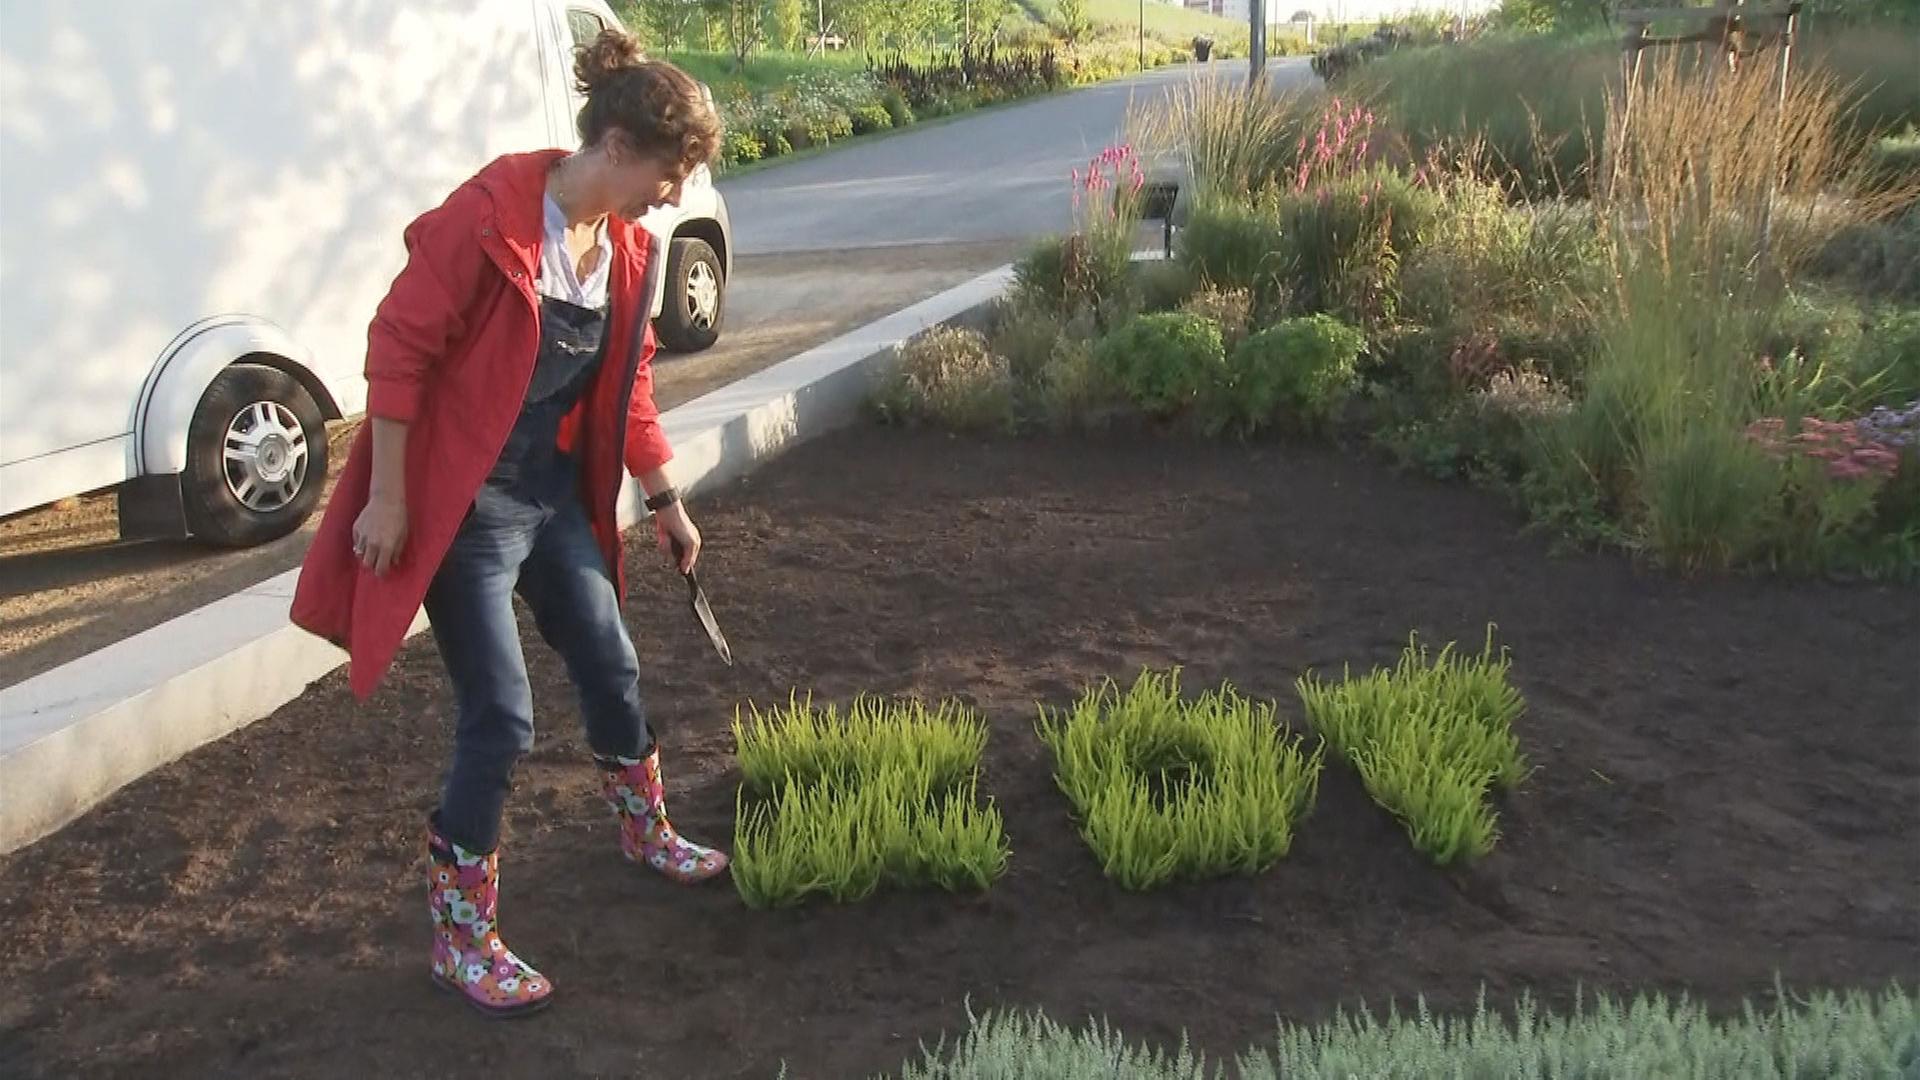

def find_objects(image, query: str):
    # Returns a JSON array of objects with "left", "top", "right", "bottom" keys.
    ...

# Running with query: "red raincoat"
[{"left": 290, "top": 150, "right": 673, "bottom": 699}]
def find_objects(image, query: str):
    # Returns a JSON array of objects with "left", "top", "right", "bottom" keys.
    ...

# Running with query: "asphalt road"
[
  {"left": 718, "top": 58, "right": 1316, "bottom": 255},
  {"left": 0, "top": 57, "right": 1317, "bottom": 688}
]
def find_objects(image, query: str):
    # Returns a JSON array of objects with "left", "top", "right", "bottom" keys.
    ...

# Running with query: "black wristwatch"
[{"left": 644, "top": 486, "right": 680, "bottom": 513}]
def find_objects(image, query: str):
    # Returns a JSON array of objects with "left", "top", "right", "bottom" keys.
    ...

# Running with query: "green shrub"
[
  {"left": 1095, "top": 313, "right": 1228, "bottom": 416},
  {"left": 871, "top": 325, "right": 1015, "bottom": 432},
  {"left": 882, "top": 86, "right": 915, "bottom": 127},
  {"left": 1039, "top": 336, "right": 1130, "bottom": 431},
  {"left": 1750, "top": 290, "right": 1916, "bottom": 417},
  {"left": 1810, "top": 25, "right": 1920, "bottom": 136},
  {"left": 1811, "top": 207, "right": 1920, "bottom": 302},
  {"left": 1035, "top": 670, "right": 1324, "bottom": 892},
  {"left": 1634, "top": 421, "right": 1782, "bottom": 571},
  {"left": 1866, "top": 128, "right": 1920, "bottom": 189},
  {"left": 888, "top": 984, "right": 1920, "bottom": 1079},
  {"left": 720, "top": 128, "right": 764, "bottom": 168},
  {"left": 1345, "top": 36, "right": 1613, "bottom": 196},
  {"left": 1296, "top": 628, "right": 1528, "bottom": 866},
  {"left": 1218, "top": 315, "right": 1366, "bottom": 434},
  {"left": 987, "top": 301, "right": 1067, "bottom": 386},
  {"left": 1274, "top": 169, "right": 1442, "bottom": 327},
  {"left": 851, "top": 102, "right": 894, "bottom": 134},
  {"left": 1014, "top": 234, "right": 1133, "bottom": 322},
  {"left": 825, "top": 107, "right": 856, "bottom": 142},
  {"left": 1136, "top": 259, "right": 1198, "bottom": 313},
  {"left": 1402, "top": 185, "right": 1606, "bottom": 332},
  {"left": 1178, "top": 198, "right": 1288, "bottom": 305},
  {"left": 1384, "top": 370, "right": 1574, "bottom": 484},
  {"left": 1858, "top": 307, "right": 1920, "bottom": 404},
  {"left": 1180, "top": 286, "right": 1253, "bottom": 350}
]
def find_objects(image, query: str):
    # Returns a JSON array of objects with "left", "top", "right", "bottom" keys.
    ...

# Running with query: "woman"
[{"left": 291, "top": 30, "right": 726, "bottom": 1019}]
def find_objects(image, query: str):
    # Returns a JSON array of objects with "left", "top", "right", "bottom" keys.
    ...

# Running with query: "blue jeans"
[{"left": 424, "top": 480, "right": 652, "bottom": 854}]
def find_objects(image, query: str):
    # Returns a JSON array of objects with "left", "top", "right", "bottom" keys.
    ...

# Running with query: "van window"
[{"left": 568, "top": 10, "right": 607, "bottom": 48}]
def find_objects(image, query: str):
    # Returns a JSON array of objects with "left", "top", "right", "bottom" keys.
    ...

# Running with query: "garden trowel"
[{"left": 670, "top": 540, "right": 733, "bottom": 666}]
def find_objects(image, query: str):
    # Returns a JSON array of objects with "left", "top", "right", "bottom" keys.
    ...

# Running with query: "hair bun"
[{"left": 574, "top": 28, "right": 644, "bottom": 94}]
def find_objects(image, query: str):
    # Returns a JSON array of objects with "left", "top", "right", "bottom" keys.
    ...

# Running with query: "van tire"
[
  {"left": 182, "top": 363, "right": 330, "bottom": 547},
  {"left": 654, "top": 236, "right": 724, "bottom": 353}
]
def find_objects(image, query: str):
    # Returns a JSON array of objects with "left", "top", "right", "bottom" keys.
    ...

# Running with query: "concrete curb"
[{"left": 0, "top": 264, "right": 1015, "bottom": 856}]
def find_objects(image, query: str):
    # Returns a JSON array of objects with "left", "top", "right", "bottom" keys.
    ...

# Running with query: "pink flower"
[{"left": 1827, "top": 459, "right": 1869, "bottom": 481}]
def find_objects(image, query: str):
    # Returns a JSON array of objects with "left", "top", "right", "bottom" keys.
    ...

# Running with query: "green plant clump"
[
  {"left": 885, "top": 983, "right": 1920, "bottom": 1079},
  {"left": 1217, "top": 314, "right": 1367, "bottom": 434},
  {"left": 1295, "top": 627, "right": 1528, "bottom": 865},
  {"left": 1094, "top": 312, "right": 1227, "bottom": 416},
  {"left": 731, "top": 695, "right": 1009, "bottom": 909},
  {"left": 1036, "top": 669, "right": 1324, "bottom": 891}
]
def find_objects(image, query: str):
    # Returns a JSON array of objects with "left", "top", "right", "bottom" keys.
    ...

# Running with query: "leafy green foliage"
[
  {"left": 1094, "top": 313, "right": 1227, "bottom": 416},
  {"left": 1035, "top": 670, "right": 1324, "bottom": 892},
  {"left": 1217, "top": 315, "right": 1366, "bottom": 434}
]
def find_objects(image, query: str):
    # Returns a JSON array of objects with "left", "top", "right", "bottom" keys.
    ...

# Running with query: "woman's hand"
[
  {"left": 352, "top": 494, "right": 409, "bottom": 577},
  {"left": 655, "top": 501, "right": 701, "bottom": 575}
]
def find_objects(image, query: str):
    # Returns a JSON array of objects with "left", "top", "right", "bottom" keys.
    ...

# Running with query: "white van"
[{"left": 0, "top": 0, "right": 733, "bottom": 546}]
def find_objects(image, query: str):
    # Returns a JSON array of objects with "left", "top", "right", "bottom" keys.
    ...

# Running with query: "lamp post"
[
  {"left": 1250, "top": 0, "right": 1266, "bottom": 83},
  {"left": 1139, "top": 0, "right": 1146, "bottom": 71}
]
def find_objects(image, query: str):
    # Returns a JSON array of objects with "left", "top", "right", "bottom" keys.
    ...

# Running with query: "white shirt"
[{"left": 536, "top": 192, "right": 611, "bottom": 310}]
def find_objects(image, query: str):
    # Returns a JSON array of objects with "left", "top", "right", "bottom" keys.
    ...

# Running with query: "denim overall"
[{"left": 424, "top": 294, "right": 653, "bottom": 854}]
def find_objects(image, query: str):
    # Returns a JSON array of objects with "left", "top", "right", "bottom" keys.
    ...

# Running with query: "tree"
[
  {"left": 957, "top": 0, "right": 1014, "bottom": 45},
  {"left": 630, "top": 0, "right": 700, "bottom": 50},
  {"left": 820, "top": 0, "right": 885, "bottom": 50},
  {"left": 767, "top": 0, "right": 806, "bottom": 50},
  {"left": 1054, "top": 0, "right": 1093, "bottom": 49},
  {"left": 702, "top": 0, "right": 767, "bottom": 67}
]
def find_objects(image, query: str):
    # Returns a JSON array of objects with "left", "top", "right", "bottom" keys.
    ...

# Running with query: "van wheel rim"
[
  {"left": 686, "top": 260, "right": 720, "bottom": 330},
  {"left": 223, "top": 401, "right": 309, "bottom": 512}
]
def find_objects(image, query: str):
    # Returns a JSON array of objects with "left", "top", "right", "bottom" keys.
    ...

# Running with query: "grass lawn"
[
  {"left": 665, "top": 48, "right": 870, "bottom": 92},
  {"left": 1024, "top": 0, "right": 1250, "bottom": 38}
]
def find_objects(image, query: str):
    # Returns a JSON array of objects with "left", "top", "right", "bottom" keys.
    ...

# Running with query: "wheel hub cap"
[
  {"left": 224, "top": 401, "right": 310, "bottom": 512},
  {"left": 687, "top": 261, "right": 719, "bottom": 330}
]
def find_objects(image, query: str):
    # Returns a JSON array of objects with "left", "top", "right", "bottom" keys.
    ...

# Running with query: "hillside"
[{"left": 1018, "top": 0, "right": 1251, "bottom": 39}]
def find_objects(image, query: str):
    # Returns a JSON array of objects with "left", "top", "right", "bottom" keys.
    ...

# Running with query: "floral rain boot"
[
  {"left": 426, "top": 820, "right": 553, "bottom": 1018},
  {"left": 598, "top": 750, "right": 729, "bottom": 884}
]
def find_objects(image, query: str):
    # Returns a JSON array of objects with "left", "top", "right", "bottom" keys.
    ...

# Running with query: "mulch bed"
[{"left": 4, "top": 426, "right": 1915, "bottom": 1079}]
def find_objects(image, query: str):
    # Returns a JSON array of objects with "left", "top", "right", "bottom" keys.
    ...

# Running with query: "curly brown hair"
[{"left": 573, "top": 29, "right": 721, "bottom": 175}]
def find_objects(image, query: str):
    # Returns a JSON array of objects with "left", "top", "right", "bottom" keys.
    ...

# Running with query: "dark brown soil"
[{"left": 4, "top": 427, "right": 1916, "bottom": 1080}]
